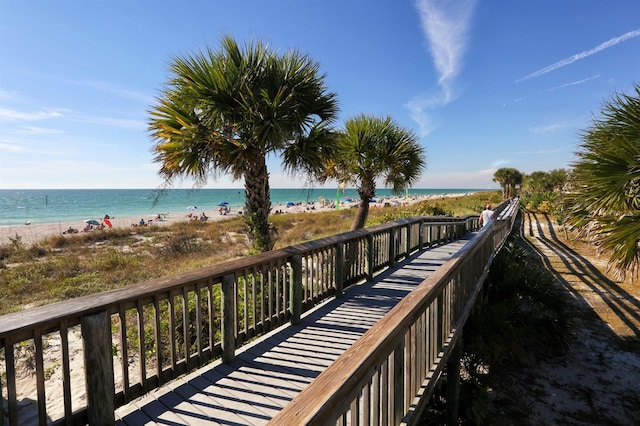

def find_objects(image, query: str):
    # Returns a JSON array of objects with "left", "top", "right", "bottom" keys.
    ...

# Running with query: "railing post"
[
  {"left": 335, "top": 242, "right": 344, "bottom": 298},
  {"left": 366, "top": 234, "right": 374, "bottom": 280},
  {"left": 81, "top": 310, "right": 115, "bottom": 426},
  {"left": 389, "top": 227, "right": 396, "bottom": 267},
  {"left": 446, "top": 334, "right": 463, "bottom": 426},
  {"left": 405, "top": 224, "right": 411, "bottom": 257},
  {"left": 221, "top": 273, "right": 236, "bottom": 363},
  {"left": 419, "top": 220, "right": 424, "bottom": 249},
  {"left": 392, "top": 341, "right": 405, "bottom": 424},
  {"left": 0, "top": 372, "right": 3, "bottom": 426},
  {"left": 290, "top": 254, "right": 302, "bottom": 324}
]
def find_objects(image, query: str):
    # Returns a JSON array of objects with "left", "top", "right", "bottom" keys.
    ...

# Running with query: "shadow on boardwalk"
[
  {"left": 499, "top": 211, "right": 640, "bottom": 425},
  {"left": 115, "top": 238, "right": 472, "bottom": 425}
]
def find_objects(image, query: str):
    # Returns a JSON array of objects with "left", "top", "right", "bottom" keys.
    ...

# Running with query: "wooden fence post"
[
  {"left": 335, "top": 242, "right": 344, "bottom": 298},
  {"left": 366, "top": 234, "right": 374, "bottom": 280},
  {"left": 221, "top": 273, "right": 236, "bottom": 363},
  {"left": 81, "top": 311, "right": 115, "bottom": 426},
  {"left": 446, "top": 334, "right": 463, "bottom": 426},
  {"left": 392, "top": 341, "right": 405, "bottom": 424},
  {"left": 405, "top": 224, "right": 411, "bottom": 258},
  {"left": 389, "top": 227, "right": 396, "bottom": 267},
  {"left": 290, "top": 254, "right": 302, "bottom": 324}
]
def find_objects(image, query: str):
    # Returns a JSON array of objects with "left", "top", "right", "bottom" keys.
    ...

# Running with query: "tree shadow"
[{"left": 521, "top": 210, "right": 640, "bottom": 345}]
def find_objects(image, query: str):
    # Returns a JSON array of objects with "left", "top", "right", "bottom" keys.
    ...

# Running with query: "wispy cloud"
[
  {"left": 75, "top": 80, "right": 154, "bottom": 104},
  {"left": 0, "top": 107, "right": 65, "bottom": 121},
  {"left": 491, "top": 159, "right": 510, "bottom": 169},
  {"left": 14, "top": 126, "right": 64, "bottom": 135},
  {"left": 0, "top": 106, "right": 145, "bottom": 130},
  {"left": 407, "top": 0, "right": 477, "bottom": 137},
  {"left": 518, "top": 147, "right": 565, "bottom": 155},
  {"left": 546, "top": 75, "right": 600, "bottom": 92},
  {"left": 517, "top": 28, "right": 640, "bottom": 83},
  {"left": 72, "top": 114, "right": 146, "bottom": 131},
  {"left": 529, "top": 118, "right": 581, "bottom": 135}
]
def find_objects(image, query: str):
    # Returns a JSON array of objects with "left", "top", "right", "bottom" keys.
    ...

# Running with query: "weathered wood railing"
[
  {"left": 270, "top": 201, "right": 518, "bottom": 425},
  {"left": 0, "top": 214, "right": 479, "bottom": 425}
]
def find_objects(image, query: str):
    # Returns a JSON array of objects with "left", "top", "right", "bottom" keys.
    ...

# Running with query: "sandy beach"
[
  {"left": 0, "top": 193, "right": 458, "bottom": 247},
  {"left": 0, "top": 209, "right": 245, "bottom": 247}
]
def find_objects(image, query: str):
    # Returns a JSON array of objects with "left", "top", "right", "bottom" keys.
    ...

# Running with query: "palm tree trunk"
[
  {"left": 351, "top": 196, "right": 371, "bottom": 230},
  {"left": 244, "top": 156, "right": 273, "bottom": 252}
]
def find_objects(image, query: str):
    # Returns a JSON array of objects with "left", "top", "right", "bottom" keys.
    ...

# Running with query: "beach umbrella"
[
  {"left": 187, "top": 206, "right": 198, "bottom": 210},
  {"left": 286, "top": 201, "right": 295, "bottom": 207},
  {"left": 85, "top": 219, "right": 100, "bottom": 226},
  {"left": 218, "top": 201, "right": 229, "bottom": 206}
]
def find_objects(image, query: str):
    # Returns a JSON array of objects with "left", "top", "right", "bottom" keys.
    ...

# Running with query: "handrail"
[
  {"left": 269, "top": 201, "right": 518, "bottom": 425},
  {"left": 0, "top": 214, "right": 479, "bottom": 425}
]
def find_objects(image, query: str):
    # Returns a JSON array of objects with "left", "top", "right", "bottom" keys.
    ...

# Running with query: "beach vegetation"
[
  {"left": 148, "top": 35, "right": 339, "bottom": 253},
  {"left": 519, "top": 168, "right": 569, "bottom": 217},
  {"left": 564, "top": 83, "right": 640, "bottom": 279},
  {"left": 319, "top": 114, "right": 426, "bottom": 230},
  {"left": 422, "top": 234, "right": 576, "bottom": 424}
]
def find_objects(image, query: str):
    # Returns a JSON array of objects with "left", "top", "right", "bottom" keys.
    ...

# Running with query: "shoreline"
[{"left": 0, "top": 193, "right": 468, "bottom": 247}]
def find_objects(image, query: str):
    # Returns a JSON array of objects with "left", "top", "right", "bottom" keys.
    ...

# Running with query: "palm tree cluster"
[
  {"left": 492, "top": 167, "right": 523, "bottom": 199},
  {"left": 149, "top": 36, "right": 426, "bottom": 252},
  {"left": 565, "top": 83, "right": 640, "bottom": 278}
]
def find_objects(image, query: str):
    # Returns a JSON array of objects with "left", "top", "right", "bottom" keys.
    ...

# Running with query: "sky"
[{"left": 1, "top": 1, "right": 639, "bottom": 190}]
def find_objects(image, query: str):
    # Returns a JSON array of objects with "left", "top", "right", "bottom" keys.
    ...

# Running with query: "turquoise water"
[{"left": 0, "top": 188, "right": 483, "bottom": 226}]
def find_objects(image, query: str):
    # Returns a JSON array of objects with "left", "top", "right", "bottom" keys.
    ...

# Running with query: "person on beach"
[{"left": 479, "top": 204, "right": 496, "bottom": 228}]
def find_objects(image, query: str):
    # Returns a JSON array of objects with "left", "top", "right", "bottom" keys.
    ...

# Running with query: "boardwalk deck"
[{"left": 115, "top": 235, "right": 476, "bottom": 425}]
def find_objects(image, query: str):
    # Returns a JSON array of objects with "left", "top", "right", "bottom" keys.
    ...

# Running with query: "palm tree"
[
  {"left": 148, "top": 36, "right": 339, "bottom": 252},
  {"left": 321, "top": 115, "right": 426, "bottom": 230},
  {"left": 566, "top": 83, "right": 640, "bottom": 278},
  {"left": 493, "top": 168, "right": 523, "bottom": 199}
]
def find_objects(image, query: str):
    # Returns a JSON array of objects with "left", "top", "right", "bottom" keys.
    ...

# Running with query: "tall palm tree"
[
  {"left": 148, "top": 36, "right": 339, "bottom": 252},
  {"left": 321, "top": 115, "right": 426, "bottom": 230},
  {"left": 566, "top": 83, "right": 640, "bottom": 278}
]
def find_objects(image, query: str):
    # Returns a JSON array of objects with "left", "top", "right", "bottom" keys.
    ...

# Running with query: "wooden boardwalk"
[{"left": 115, "top": 235, "right": 475, "bottom": 425}]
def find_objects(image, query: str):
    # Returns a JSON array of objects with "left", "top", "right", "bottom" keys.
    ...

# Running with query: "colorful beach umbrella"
[
  {"left": 218, "top": 201, "right": 229, "bottom": 206},
  {"left": 85, "top": 219, "right": 100, "bottom": 226},
  {"left": 187, "top": 206, "right": 198, "bottom": 210}
]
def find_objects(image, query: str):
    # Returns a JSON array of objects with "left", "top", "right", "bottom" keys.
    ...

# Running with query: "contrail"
[{"left": 516, "top": 28, "right": 640, "bottom": 83}]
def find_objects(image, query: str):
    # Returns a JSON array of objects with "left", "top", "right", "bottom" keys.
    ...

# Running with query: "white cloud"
[
  {"left": 14, "top": 126, "right": 64, "bottom": 135},
  {"left": 72, "top": 114, "right": 147, "bottom": 131},
  {"left": 517, "top": 28, "right": 640, "bottom": 83},
  {"left": 415, "top": 0, "right": 476, "bottom": 101},
  {"left": 546, "top": 75, "right": 600, "bottom": 92},
  {"left": 407, "top": 0, "right": 477, "bottom": 137},
  {"left": 76, "top": 80, "right": 154, "bottom": 104},
  {"left": 0, "top": 107, "right": 65, "bottom": 121},
  {"left": 490, "top": 160, "right": 510, "bottom": 169}
]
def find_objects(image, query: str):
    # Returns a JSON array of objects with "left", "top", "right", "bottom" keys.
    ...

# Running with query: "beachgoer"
[
  {"left": 139, "top": 218, "right": 146, "bottom": 226},
  {"left": 479, "top": 204, "right": 496, "bottom": 228}
]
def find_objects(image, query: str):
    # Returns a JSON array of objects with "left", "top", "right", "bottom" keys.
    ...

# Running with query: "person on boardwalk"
[{"left": 479, "top": 204, "right": 496, "bottom": 228}]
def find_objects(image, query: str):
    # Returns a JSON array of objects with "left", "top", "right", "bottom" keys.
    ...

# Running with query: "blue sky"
[{"left": 1, "top": 1, "right": 638, "bottom": 190}]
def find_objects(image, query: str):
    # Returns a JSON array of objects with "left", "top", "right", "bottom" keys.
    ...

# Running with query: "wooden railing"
[
  {"left": 0, "top": 214, "right": 479, "bottom": 425},
  {"left": 270, "top": 202, "right": 518, "bottom": 425}
]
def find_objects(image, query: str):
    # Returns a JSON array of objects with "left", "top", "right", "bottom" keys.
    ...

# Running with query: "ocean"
[{"left": 0, "top": 188, "right": 483, "bottom": 227}]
